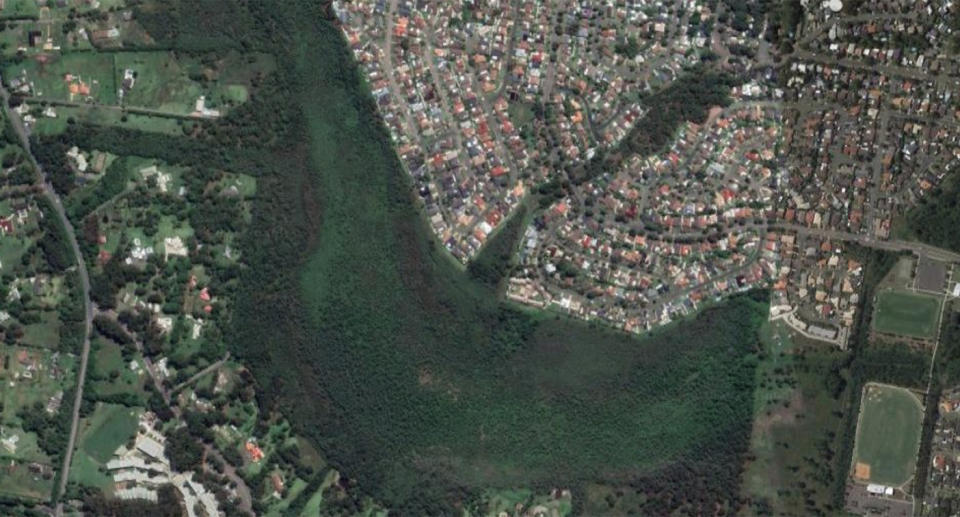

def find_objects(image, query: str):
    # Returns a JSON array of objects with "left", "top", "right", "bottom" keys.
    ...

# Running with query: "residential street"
[{"left": 381, "top": 0, "right": 421, "bottom": 149}]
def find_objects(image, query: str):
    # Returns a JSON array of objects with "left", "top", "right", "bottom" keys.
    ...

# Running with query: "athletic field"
[
  {"left": 873, "top": 290, "right": 941, "bottom": 339},
  {"left": 851, "top": 383, "right": 924, "bottom": 486}
]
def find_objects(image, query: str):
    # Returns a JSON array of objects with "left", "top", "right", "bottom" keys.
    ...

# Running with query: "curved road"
[{"left": 0, "top": 82, "right": 93, "bottom": 517}]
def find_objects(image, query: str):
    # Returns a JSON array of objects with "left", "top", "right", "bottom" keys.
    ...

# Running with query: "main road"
[
  {"left": 647, "top": 221, "right": 960, "bottom": 262},
  {"left": 0, "top": 82, "right": 93, "bottom": 517}
]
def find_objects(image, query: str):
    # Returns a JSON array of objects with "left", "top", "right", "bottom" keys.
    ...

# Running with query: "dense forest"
[{"left": 902, "top": 175, "right": 960, "bottom": 253}]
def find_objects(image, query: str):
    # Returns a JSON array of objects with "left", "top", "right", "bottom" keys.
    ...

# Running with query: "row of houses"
[
  {"left": 508, "top": 97, "right": 784, "bottom": 331},
  {"left": 332, "top": 0, "right": 714, "bottom": 261}
]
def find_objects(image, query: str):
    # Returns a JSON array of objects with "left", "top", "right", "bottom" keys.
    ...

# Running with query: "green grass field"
[
  {"left": 873, "top": 290, "right": 941, "bottom": 339},
  {"left": 0, "top": 199, "right": 37, "bottom": 269},
  {"left": 19, "top": 311, "right": 61, "bottom": 348},
  {"left": 262, "top": 478, "right": 309, "bottom": 516},
  {"left": 32, "top": 105, "right": 188, "bottom": 136},
  {"left": 4, "top": 49, "right": 265, "bottom": 115},
  {"left": 0, "top": 461, "right": 53, "bottom": 501},
  {"left": 114, "top": 52, "right": 211, "bottom": 114},
  {"left": 90, "top": 338, "right": 148, "bottom": 401},
  {"left": 68, "top": 449, "right": 115, "bottom": 492},
  {"left": 878, "top": 257, "right": 916, "bottom": 291},
  {"left": 852, "top": 383, "right": 924, "bottom": 486},
  {"left": 77, "top": 403, "right": 140, "bottom": 463},
  {"left": 0, "top": 0, "right": 39, "bottom": 18},
  {"left": 112, "top": 51, "right": 270, "bottom": 114},
  {"left": 220, "top": 173, "right": 257, "bottom": 198},
  {"left": 0, "top": 427, "right": 50, "bottom": 464},
  {"left": 93, "top": 339, "right": 126, "bottom": 373},
  {"left": 296, "top": 470, "right": 339, "bottom": 517}
]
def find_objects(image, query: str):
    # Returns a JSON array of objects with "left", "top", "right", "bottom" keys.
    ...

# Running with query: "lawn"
[
  {"left": 90, "top": 338, "right": 148, "bottom": 401},
  {"left": 113, "top": 51, "right": 269, "bottom": 114},
  {"left": 878, "top": 257, "right": 915, "bottom": 291},
  {"left": 240, "top": 421, "right": 293, "bottom": 478},
  {"left": 0, "top": 426, "right": 51, "bottom": 464},
  {"left": 69, "top": 449, "right": 115, "bottom": 492},
  {"left": 89, "top": 189, "right": 195, "bottom": 258},
  {"left": 32, "top": 105, "right": 187, "bottom": 136},
  {"left": 220, "top": 173, "right": 257, "bottom": 198},
  {"left": 298, "top": 486, "right": 326, "bottom": 517},
  {"left": 293, "top": 436, "right": 325, "bottom": 471},
  {"left": 77, "top": 403, "right": 141, "bottom": 464},
  {"left": 93, "top": 338, "right": 125, "bottom": 373},
  {"left": 741, "top": 320, "right": 801, "bottom": 496},
  {"left": 0, "top": 19, "right": 95, "bottom": 55},
  {"left": 0, "top": 199, "right": 36, "bottom": 269},
  {"left": 0, "top": 231, "right": 32, "bottom": 270},
  {"left": 155, "top": 215, "right": 194, "bottom": 245},
  {"left": 873, "top": 289, "right": 941, "bottom": 339},
  {"left": 0, "top": 0, "right": 39, "bottom": 18},
  {"left": 113, "top": 51, "right": 209, "bottom": 114},
  {"left": 297, "top": 470, "right": 339, "bottom": 517},
  {"left": 31, "top": 276, "right": 66, "bottom": 307},
  {"left": 262, "top": 478, "right": 308, "bottom": 516},
  {"left": 852, "top": 383, "right": 924, "bottom": 487},
  {"left": 19, "top": 311, "right": 61, "bottom": 348},
  {"left": 0, "top": 461, "right": 53, "bottom": 502}
]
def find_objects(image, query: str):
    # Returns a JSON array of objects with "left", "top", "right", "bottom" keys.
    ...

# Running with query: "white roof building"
[
  {"left": 135, "top": 434, "right": 166, "bottom": 461},
  {"left": 164, "top": 237, "right": 189, "bottom": 259},
  {"left": 866, "top": 484, "right": 894, "bottom": 496},
  {"left": 115, "top": 486, "right": 159, "bottom": 502}
]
